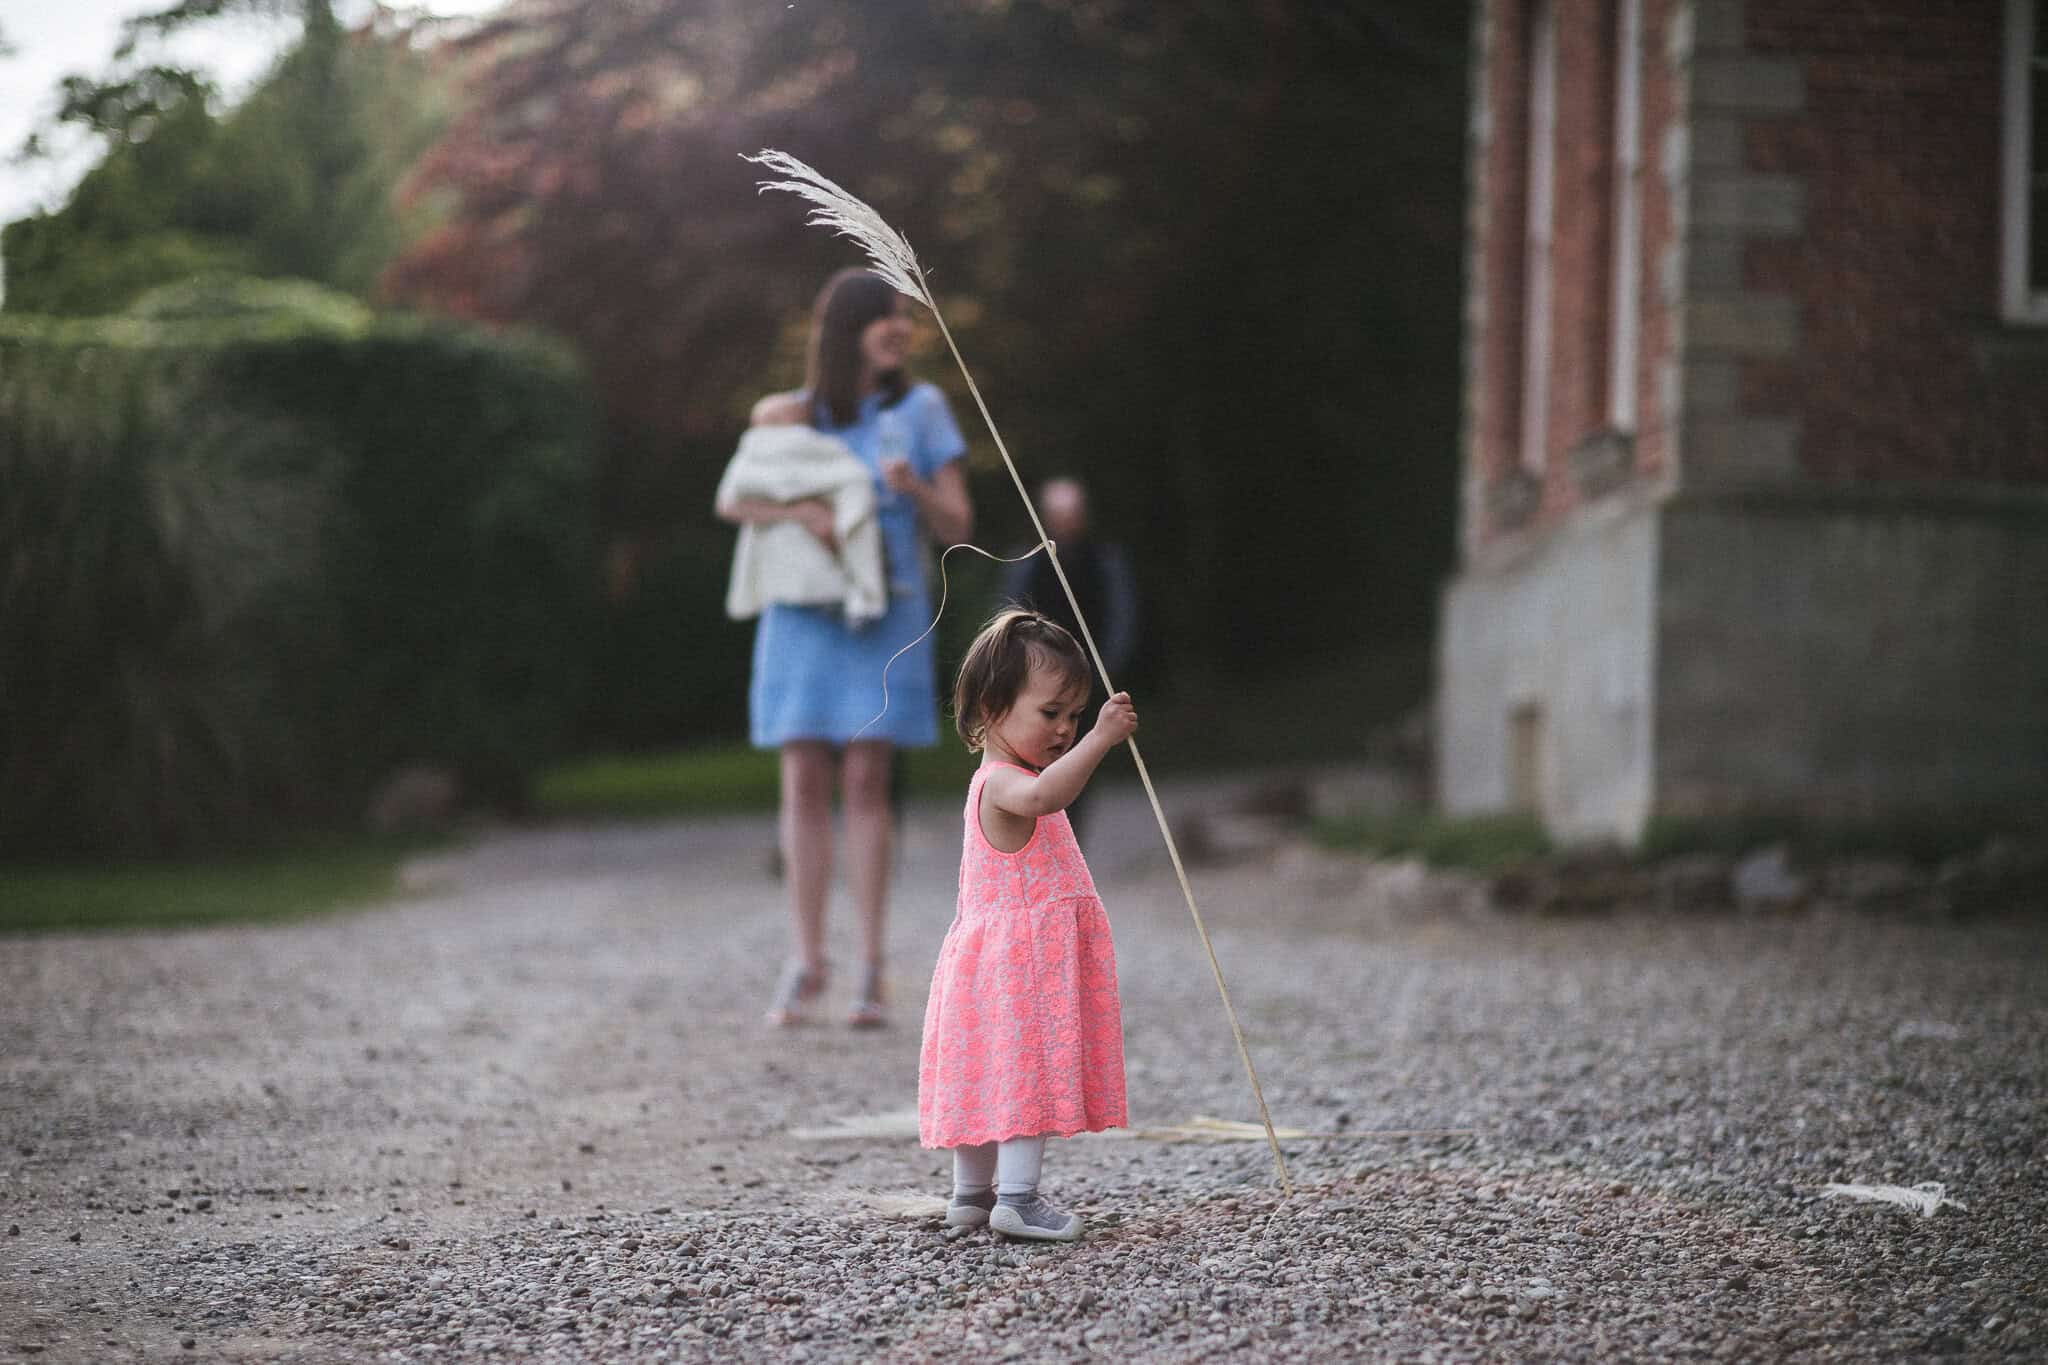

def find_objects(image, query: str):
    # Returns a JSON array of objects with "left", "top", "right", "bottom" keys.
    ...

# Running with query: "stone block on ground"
[
  {"left": 1818, "top": 857, "right": 1924, "bottom": 911},
  {"left": 1489, "top": 847, "right": 1652, "bottom": 915},
  {"left": 1935, "top": 836, "right": 2048, "bottom": 915},
  {"left": 1732, "top": 845, "right": 1809, "bottom": 911},
  {"left": 1654, "top": 853, "right": 1735, "bottom": 911},
  {"left": 367, "top": 764, "right": 462, "bottom": 835}
]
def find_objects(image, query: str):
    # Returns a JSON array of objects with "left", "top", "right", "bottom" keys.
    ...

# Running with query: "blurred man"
[{"left": 1002, "top": 478, "right": 1139, "bottom": 846}]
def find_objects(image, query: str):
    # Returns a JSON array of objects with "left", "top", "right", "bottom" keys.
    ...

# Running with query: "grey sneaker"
[
  {"left": 989, "top": 1194, "right": 1082, "bottom": 1242},
  {"left": 945, "top": 1189, "right": 995, "bottom": 1228},
  {"left": 846, "top": 960, "right": 887, "bottom": 1030},
  {"left": 764, "top": 959, "right": 828, "bottom": 1028}
]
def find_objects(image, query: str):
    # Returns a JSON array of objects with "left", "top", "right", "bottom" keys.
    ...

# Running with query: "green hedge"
[
  {"left": 0, "top": 281, "right": 597, "bottom": 856},
  {"left": 575, "top": 499, "right": 749, "bottom": 753}
]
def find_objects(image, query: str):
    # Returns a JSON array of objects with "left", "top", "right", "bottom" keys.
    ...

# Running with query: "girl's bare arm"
[{"left": 984, "top": 694, "right": 1137, "bottom": 817}]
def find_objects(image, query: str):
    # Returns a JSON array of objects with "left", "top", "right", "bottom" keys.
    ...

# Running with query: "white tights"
[{"left": 952, "top": 1136, "right": 1044, "bottom": 1197}]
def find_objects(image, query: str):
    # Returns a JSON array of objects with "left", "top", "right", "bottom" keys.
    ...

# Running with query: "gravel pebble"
[{"left": 1, "top": 785, "right": 2042, "bottom": 1362}]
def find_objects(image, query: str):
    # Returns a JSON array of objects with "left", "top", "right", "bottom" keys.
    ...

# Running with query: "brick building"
[{"left": 1439, "top": 0, "right": 2048, "bottom": 842}]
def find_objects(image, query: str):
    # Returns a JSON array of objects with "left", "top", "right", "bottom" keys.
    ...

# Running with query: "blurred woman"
[{"left": 717, "top": 268, "right": 972, "bottom": 1027}]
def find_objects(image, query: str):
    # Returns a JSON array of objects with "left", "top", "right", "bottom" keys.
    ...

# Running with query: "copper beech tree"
[{"left": 386, "top": 0, "right": 1466, "bottom": 670}]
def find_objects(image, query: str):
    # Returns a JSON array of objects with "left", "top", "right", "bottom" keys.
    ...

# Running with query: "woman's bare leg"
[
  {"left": 840, "top": 740, "right": 895, "bottom": 997},
  {"left": 779, "top": 741, "right": 837, "bottom": 973}
]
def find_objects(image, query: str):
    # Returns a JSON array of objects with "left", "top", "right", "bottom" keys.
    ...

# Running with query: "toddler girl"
[{"left": 918, "top": 609, "right": 1136, "bottom": 1242}]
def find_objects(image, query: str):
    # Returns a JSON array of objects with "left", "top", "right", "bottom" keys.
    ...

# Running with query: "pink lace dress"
[{"left": 918, "top": 761, "right": 1128, "bottom": 1148}]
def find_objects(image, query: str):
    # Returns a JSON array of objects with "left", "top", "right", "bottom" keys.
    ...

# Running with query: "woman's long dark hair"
[{"left": 806, "top": 267, "right": 909, "bottom": 429}]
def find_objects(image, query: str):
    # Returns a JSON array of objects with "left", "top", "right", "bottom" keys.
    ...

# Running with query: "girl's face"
[
  {"left": 986, "top": 660, "right": 1089, "bottom": 770},
  {"left": 858, "top": 299, "right": 912, "bottom": 380}
]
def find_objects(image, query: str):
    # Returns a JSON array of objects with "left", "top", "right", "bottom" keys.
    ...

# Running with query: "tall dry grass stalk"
[{"left": 745, "top": 149, "right": 1293, "bottom": 1196}]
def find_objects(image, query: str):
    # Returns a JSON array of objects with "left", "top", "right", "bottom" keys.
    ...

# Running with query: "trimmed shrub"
[
  {"left": 0, "top": 285, "right": 597, "bottom": 856},
  {"left": 0, "top": 343, "right": 343, "bottom": 855},
  {"left": 127, "top": 273, "right": 375, "bottom": 331},
  {"left": 582, "top": 528, "right": 752, "bottom": 753},
  {"left": 215, "top": 312, "right": 600, "bottom": 806}
]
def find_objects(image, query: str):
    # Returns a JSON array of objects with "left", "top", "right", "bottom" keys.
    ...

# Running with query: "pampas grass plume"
[
  {"left": 1820, "top": 1181, "right": 1966, "bottom": 1217},
  {"left": 744, "top": 150, "right": 930, "bottom": 307}
]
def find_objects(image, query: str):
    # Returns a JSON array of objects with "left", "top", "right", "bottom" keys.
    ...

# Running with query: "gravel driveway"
[{"left": 4, "top": 777, "right": 2044, "bottom": 1362}]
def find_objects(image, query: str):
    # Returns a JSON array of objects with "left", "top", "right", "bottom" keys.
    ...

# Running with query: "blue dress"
[{"left": 749, "top": 382, "right": 968, "bottom": 748}]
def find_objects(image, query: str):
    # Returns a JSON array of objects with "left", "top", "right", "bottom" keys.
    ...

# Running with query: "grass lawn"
[
  {"left": 533, "top": 643, "right": 1434, "bottom": 821},
  {"left": 3, "top": 645, "right": 1435, "bottom": 932},
  {"left": 0, "top": 836, "right": 438, "bottom": 935},
  {"left": 1311, "top": 808, "right": 1551, "bottom": 873},
  {"left": 532, "top": 742, "right": 982, "bottom": 820}
]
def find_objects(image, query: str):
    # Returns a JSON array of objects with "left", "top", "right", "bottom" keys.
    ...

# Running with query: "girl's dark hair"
[
  {"left": 953, "top": 608, "right": 1091, "bottom": 752},
  {"left": 807, "top": 267, "right": 909, "bottom": 428}
]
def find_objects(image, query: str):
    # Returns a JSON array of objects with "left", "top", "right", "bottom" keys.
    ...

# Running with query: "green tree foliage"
[
  {"left": 0, "top": 285, "right": 598, "bottom": 857},
  {"left": 2, "top": 4, "right": 455, "bottom": 315},
  {"left": 386, "top": 0, "right": 1469, "bottom": 718},
  {"left": 4, "top": 97, "right": 254, "bottom": 315},
  {"left": 47, "top": 63, "right": 214, "bottom": 142}
]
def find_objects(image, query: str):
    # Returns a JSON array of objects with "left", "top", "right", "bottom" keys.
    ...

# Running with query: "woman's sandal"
[
  {"left": 846, "top": 961, "right": 887, "bottom": 1030},
  {"left": 764, "top": 959, "right": 828, "bottom": 1027}
]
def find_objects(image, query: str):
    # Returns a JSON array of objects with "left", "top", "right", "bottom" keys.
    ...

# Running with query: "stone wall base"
[
  {"left": 1654, "top": 487, "right": 2048, "bottom": 824},
  {"left": 1438, "top": 498, "right": 1660, "bottom": 844},
  {"left": 1439, "top": 486, "right": 2048, "bottom": 844}
]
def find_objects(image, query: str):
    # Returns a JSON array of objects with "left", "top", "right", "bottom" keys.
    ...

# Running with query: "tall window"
[
  {"left": 1520, "top": 0, "right": 1559, "bottom": 470},
  {"left": 1607, "top": 0, "right": 1645, "bottom": 429},
  {"left": 2006, "top": 0, "right": 2048, "bottom": 322}
]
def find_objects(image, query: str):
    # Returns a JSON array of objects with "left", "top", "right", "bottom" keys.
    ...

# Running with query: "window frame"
[
  {"left": 1520, "top": 0, "right": 1559, "bottom": 472},
  {"left": 2004, "top": 0, "right": 2048, "bottom": 323},
  {"left": 1607, "top": 0, "right": 1645, "bottom": 431}
]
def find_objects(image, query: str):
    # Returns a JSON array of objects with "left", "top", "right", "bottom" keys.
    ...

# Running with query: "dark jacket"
[{"left": 1002, "top": 538, "right": 1139, "bottom": 683}]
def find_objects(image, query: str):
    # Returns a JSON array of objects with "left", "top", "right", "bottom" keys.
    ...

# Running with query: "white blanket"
[{"left": 716, "top": 425, "right": 887, "bottom": 626}]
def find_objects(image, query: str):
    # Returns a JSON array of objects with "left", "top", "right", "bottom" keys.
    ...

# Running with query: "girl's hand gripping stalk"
[{"left": 1095, "top": 692, "right": 1137, "bottom": 747}]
